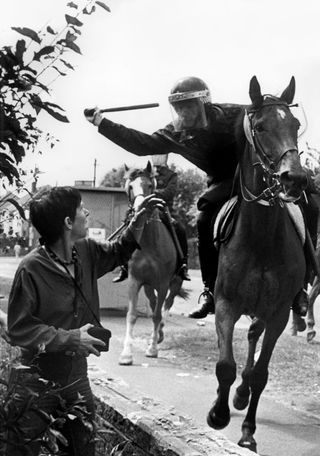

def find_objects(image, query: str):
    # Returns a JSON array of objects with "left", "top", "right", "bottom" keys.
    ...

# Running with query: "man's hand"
[
  {"left": 129, "top": 195, "right": 166, "bottom": 242},
  {"left": 84, "top": 107, "right": 103, "bottom": 127},
  {"left": 78, "top": 323, "right": 106, "bottom": 357},
  {"left": 135, "top": 194, "right": 166, "bottom": 219}
]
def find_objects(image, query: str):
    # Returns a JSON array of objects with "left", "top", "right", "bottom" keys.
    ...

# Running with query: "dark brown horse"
[
  {"left": 118, "top": 162, "right": 183, "bottom": 365},
  {"left": 207, "top": 76, "right": 308, "bottom": 452}
]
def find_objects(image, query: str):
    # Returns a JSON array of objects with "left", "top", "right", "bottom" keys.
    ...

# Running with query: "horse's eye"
[{"left": 254, "top": 123, "right": 264, "bottom": 133}]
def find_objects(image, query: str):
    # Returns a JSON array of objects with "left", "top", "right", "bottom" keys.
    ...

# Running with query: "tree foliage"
[
  {"left": 0, "top": 0, "right": 110, "bottom": 186},
  {"left": 171, "top": 165, "right": 206, "bottom": 237},
  {"left": 100, "top": 166, "right": 126, "bottom": 188}
]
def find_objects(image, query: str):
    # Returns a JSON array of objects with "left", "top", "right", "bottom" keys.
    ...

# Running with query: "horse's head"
[
  {"left": 124, "top": 161, "right": 157, "bottom": 209},
  {"left": 241, "top": 76, "right": 307, "bottom": 203}
]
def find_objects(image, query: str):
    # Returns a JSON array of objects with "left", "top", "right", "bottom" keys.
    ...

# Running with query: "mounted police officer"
[
  {"left": 113, "top": 153, "right": 190, "bottom": 283},
  {"left": 85, "top": 76, "right": 311, "bottom": 318}
]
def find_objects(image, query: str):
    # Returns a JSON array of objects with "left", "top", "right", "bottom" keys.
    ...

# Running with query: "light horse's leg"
[
  {"left": 145, "top": 285, "right": 169, "bottom": 358},
  {"left": 307, "top": 277, "right": 320, "bottom": 342},
  {"left": 144, "top": 284, "right": 165, "bottom": 344},
  {"left": 233, "top": 317, "right": 265, "bottom": 411},
  {"left": 238, "top": 305, "right": 290, "bottom": 453},
  {"left": 207, "top": 299, "right": 240, "bottom": 430},
  {"left": 119, "top": 279, "right": 142, "bottom": 366}
]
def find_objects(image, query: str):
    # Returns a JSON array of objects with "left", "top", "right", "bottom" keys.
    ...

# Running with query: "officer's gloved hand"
[{"left": 84, "top": 106, "right": 103, "bottom": 127}]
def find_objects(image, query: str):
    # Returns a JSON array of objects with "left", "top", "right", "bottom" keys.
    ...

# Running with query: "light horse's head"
[
  {"left": 124, "top": 161, "right": 157, "bottom": 210},
  {"left": 240, "top": 76, "right": 307, "bottom": 205}
]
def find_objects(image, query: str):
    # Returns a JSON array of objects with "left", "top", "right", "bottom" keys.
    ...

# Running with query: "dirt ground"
[{"left": 137, "top": 322, "right": 320, "bottom": 418}]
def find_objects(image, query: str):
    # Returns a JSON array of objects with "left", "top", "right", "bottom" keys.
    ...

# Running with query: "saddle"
[
  {"left": 213, "top": 196, "right": 239, "bottom": 249},
  {"left": 213, "top": 197, "right": 305, "bottom": 250}
]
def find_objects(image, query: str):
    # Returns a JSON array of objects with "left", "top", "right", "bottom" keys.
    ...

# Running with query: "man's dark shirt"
[{"left": 98, "top": 103, "right": 246, "bottom": 186}]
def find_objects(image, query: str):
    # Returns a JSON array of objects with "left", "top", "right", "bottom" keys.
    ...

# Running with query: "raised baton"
[{"left": 84, "top": 103, "right": 159, "bottom": 117}]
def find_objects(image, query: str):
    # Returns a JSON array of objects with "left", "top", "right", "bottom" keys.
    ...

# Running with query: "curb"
[{"left": 90, "top": 371, "right": 257, "bottom": 456}]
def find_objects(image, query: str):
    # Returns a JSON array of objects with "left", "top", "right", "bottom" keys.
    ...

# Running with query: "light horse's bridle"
[
  {"left": 125, "top": 169, "right": 157, "bottom": 209},
  {"left": 241, "top": 98, "right": 301, "bottom": 206}
]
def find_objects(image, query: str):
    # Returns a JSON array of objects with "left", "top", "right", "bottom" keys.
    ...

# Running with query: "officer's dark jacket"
[
  {"left": 154, "top": 166, "right": 177, "bottom": 213},
  {"left": 98, "top": 103, "right": 246, "bottom": 187}
]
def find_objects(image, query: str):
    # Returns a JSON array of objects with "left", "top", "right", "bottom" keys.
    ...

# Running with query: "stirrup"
[{"left": 198, "top": 287, "right": 214, "bottom": 304}]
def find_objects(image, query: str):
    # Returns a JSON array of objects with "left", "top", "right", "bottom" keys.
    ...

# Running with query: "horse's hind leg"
[
  {"left": 233, "top": 318, "right": 265, "bottom": 411},
  {"left": 144, "top": 284, "right": 165, "bottom": 344},
  {"left": 238, "top": 306, "right": 290, "bottom": 453},
  {"left": 307, "top": 277, "right": 320, "bottom": 342},
  {"left": 119, "top": 280, "right": 142, "bottom": 366},
  {"left": 207, "top": 300, "right": 239, "bottom": 430}
]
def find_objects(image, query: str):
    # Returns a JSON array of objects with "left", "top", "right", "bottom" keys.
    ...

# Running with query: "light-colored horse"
[
  {"left": 119, "top": 162, "right": 183, "bottom": 365},
  {"left": 207, "top": 76, "right": 307, "bottom": 453}
]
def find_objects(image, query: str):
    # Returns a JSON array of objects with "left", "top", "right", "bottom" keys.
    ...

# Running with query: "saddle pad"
[
  {"left": 285, "top": 202, "right": 305, "bottom": 245},
  {"left": 213, "top": 196, "right": 238, "bottom": 247}
]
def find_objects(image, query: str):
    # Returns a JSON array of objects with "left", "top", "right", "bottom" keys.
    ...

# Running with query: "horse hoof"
[
  {"left": 238, "top": 437, "right": 257, "bottom": 453},
  {"left": 146, "top": 348, "right": 158, "bottom": 358},
  {"left": 296, "top": 318, "right": 306, "bottom": 332},
  {"left": 307, "top": 330, "right": 316, "bottom": 343},
  {"left": 118, "top": 355, "right": 133, "bottom": 366},
  {"left": 207, "top": 409, "right": 230, "bottom": 430},
  {"left": 233, "top": 391, "right": 249, "bottom": 410},
  {"left": 158, "top": 330, "right": 164, "bottom": 344}
]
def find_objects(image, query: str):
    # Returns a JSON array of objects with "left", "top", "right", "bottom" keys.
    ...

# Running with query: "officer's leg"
[
  {"left": 173, "top": 220, "right": 191, "bottom": 281},
  {"left": 188, "top": 208, "right": 217, "bottom": 319}
]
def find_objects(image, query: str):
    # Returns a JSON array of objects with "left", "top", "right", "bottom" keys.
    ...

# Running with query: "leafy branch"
[{"left": 0, "top": 0, "right": 110, "bottom": 186}]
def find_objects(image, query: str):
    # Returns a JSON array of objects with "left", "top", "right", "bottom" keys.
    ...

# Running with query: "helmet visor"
[{"left": 170, "top": 97, "right": 208, "bottom": 131}]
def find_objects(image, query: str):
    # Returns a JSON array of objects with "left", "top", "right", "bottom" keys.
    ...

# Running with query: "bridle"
[{"left": 241, "top": 100, "right": 300, "bottom": 206}]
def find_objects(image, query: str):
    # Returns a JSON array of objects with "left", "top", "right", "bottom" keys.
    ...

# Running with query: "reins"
[{"left": 241, "top": 101, "right": 299, "bottom": 206}]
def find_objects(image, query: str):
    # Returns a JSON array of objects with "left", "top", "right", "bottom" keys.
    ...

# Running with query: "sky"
[{"left": 1, "top": 0, "right": 320, "bottom": 189}]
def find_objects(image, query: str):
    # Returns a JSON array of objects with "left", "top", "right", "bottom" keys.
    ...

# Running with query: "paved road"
[{"left": 1, "top": 257, "right": 320, "bottom": 455}]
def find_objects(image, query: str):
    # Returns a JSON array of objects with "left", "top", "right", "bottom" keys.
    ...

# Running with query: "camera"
[{"left": 88, "top": 326, "right": 112, "bottom": 352}]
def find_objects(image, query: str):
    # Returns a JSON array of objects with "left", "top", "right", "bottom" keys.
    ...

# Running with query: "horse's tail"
[{"left": 177, "top": 287, "right": 190, "bottom": 301}]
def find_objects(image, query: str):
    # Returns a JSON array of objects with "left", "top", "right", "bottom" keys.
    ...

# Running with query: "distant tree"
[
  {"left": 100, "top": 166, "right": 125, "bottom": 187},
  {"left": 0, "top": 0, "right": 110, "bottom": 187},
  {"left": 171, "top": 165, "right": 206, "bottom": 238}
]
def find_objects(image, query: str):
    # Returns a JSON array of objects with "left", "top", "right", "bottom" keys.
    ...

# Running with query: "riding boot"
[
  {"left": 113, "top": 264, "right": 128, "bottom": 283},
  {"left": 189, "top": 210, "right": 217, "bottom": 318},
  {"left": 188, "top": 285, "right": 214, "bottom": 318},
  {"left": 177, "top": 260, "right": 191, "bottom": 281}
]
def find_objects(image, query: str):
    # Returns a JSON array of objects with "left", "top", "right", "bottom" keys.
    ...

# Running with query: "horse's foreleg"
[
  {"left": 233, "top": 317, "right": 265, "bottom": 411},
  {"left": 146, "top": 288, "right": 167, "bottom": 358},
  {"left": 119, "top": 281, "right": 141, "bottom": 366},
  {"left": 207, "top": 301, "right": 239, "bottom": 430},
  {"left": 307, "top": 278, "right": 320, "bottom": 342},
  {"left": 238, "top": 306, "right": 290, "bottom": 453}
]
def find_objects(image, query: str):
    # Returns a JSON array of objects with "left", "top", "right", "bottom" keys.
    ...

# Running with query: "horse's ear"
[
  {"left": 249, "top": 76, "right": 263, "bottom": 108},
  {"left": 124, "top": 163, "right": 129, "bottom": 172},
  {"left": 280, "top": 76, "right": 295, "bottom": 104},
  {"left": 146, "top": 161, "right": 152, "bottom": 173}
]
